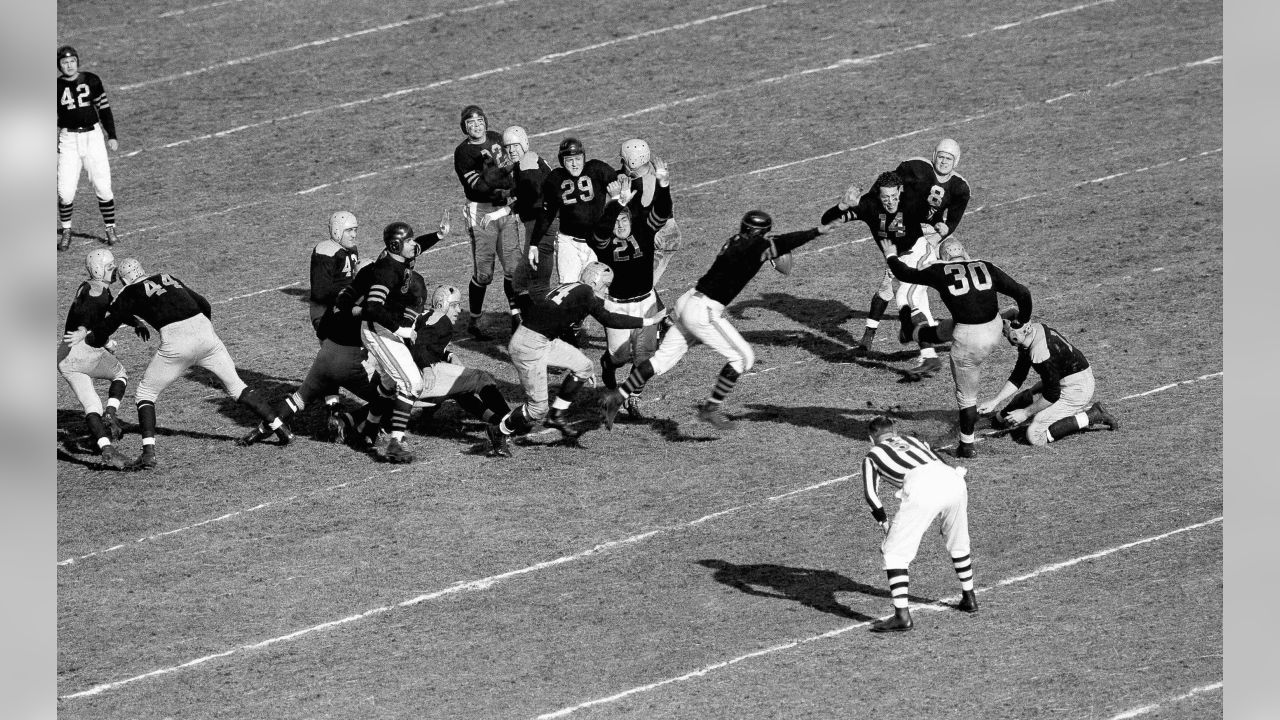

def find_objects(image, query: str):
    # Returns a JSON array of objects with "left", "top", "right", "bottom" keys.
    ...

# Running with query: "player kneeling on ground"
[{"left": 977, "top": 314, "right": 1119, "bottom": 446}]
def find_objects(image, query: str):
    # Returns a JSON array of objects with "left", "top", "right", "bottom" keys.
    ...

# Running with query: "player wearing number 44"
[{"left": 885, "top": 235, "right": 1032, "bottom": 459}]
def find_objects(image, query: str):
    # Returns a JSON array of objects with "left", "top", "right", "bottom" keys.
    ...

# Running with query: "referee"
[{"left": 862, "top": 416, "right": 979, "bottom": 632}]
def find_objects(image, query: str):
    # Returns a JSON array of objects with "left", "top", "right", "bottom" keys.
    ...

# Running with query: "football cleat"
[
  {"left": 600, "top": 391, "right": 624, "bottom": 431},
  {"left": 1090, "top": 402, "right": 1120, "bottom": 431},
  {"left": 236, "top": 423, "right": 270, "bottom": 447},
  {"left": 852, "top": 327, "right": 876, "bottom": 356},
  {"left": 382, "top": 438, "right": 414, "bottom": 464},
  {"left": 103, "top": 410, "right": 124, "bottom": 441},
  {"left": 697, "top": 402, "right": 738, "bottom": 431},
  {"left": 273, "top": 422, "right": 294, "bottom": 445},
  {"left": 104, "top": 226, "right": 118, "bottom": 246},
  {"left": 956, "top": 441, "right": 977, "bottom": 459},
  {"left": 486, "top": 424, "right": 514, "bottom": 458},
  {"left": 127, "top": 447, "right": 157, "bottom": 471},
  {"left": 59, "top": 227, "right": 73, "bottom": 251},
  {"left": 903, "top": 356, "right": 942, "bottom": 381},
  {"left": 623, "top": 395, "right": 644, "bottom": 420},
  {"left": 869, "top": 614, "right": 914, "bottom": 633},
  {"left": 467, "top": 318, "right": 493, "bottom": 341},
  {"left": 98, "top": 444, "right": 128, "bottom": 470},
  {"left": 957, "top": 590, "right": 979, "bottom": 613},
  {"left": 543, "top": 408, "right": 581, "bottom": 439}
]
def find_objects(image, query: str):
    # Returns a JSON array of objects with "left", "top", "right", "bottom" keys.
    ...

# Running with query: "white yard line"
[
  {"left": 118, "top": 3, "right": 779, "bottom": 155},
  {"left": 1105, "top": 681, "right": 1223, "bottom": 719},
  {"left": 117, "top": 0, "right": 1137, "bottom": 160},
  {"left": 59, "top": 514, "right": 1222, "bottom": 701},
  {"left": 533, "top": 517, "right": 1222, "bottom": 719}
]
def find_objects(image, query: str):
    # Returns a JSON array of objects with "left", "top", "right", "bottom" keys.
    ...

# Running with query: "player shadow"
[
  {"left": 278, "top": 287, "right": 309, "bottom": 304},
  {"left": 729, "top": 293, "right": 863, "bottom": 348},
  {"left": 735, "top": 403, "right": 956, "bottom": 442},
  {"left": 698, "top": 560, "right": 934, "bottom": 620},
  {"left": 184, "top": 365, "right": 303, "bottom": 428},
  {"left": 739, "top": 327, "right": 926, "bottom": 381}
]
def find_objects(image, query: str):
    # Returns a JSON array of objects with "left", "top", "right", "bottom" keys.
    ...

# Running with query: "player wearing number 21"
[{"left": 885, "top": 236, "right": 1032, "bottom": 459}]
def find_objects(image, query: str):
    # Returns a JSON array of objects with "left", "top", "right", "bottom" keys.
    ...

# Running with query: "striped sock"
[
  {"left": 59, "top": 201, "right": 74, "bottom": 225},
  {"left": 708, "top": 363, "right": 740, "bottom": 404},
  {"left": 951, "top": 553, "right": 974, "bottom": 591},
  {"left": 98, "top": 197, "right": 116, "bottom": 226},
  {"left": 886, "top": 569, "right": 910, "bottom": 609}
]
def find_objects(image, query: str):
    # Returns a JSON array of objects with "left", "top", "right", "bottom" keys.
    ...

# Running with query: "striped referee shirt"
[{"left": 863, "top": 433, "right": 945, "bottom": 523}]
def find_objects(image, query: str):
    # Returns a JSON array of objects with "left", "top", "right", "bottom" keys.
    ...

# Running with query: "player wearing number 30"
[{"left": 885, "top": 237, "right": 1032, "bottom": 458}]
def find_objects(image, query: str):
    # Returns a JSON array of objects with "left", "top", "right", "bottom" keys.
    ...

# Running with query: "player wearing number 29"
[
  {"left": 57, "top": 45, "right": 120, "bottom": 251},
  {"left": 885, "top": 236, "right": 1032, "bottom": 458},
  {"left": 79, "top": 258, "right": 292, "bottom": 470}
]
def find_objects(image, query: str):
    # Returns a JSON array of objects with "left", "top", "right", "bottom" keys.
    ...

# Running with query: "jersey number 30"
[{"left": 943, "top": 262, "right": 992, "bottom": 296}]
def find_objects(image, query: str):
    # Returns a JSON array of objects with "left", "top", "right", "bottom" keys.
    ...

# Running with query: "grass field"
[{"left": 55, "top": 0, "right": 1223, "bottom": 717}]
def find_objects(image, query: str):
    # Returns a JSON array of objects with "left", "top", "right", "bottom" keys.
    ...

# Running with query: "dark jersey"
[
  {"left": 695, "top": 228, "right": 821, "bottom": 305},
  {"left": 409, "top": 313, "right": 455, "bottom": 368},
  {"left": 58, "top": 71, "right": 116, "bottom": 138},
  {"left": 316, "top": 304, "right": 364, "bottom": 347},
  {"left": 820, "top": 188, "right": 932, "bottom": 256},
  {"left": 522, "top": 283, "right": 644, "bottom": 340},
  {"left": 1007, "top": 324, "right": 1091, "bottom": 402},
  {"left": 454, "top": 132, "right": 511, "bottom": 204},
  {"left": 511, "top": 153, "right": 554, "bottom": 223},
  {"left": 64, "top": 281, "right": 115, "bottom": 334},
  {"left": 309, "top": 240, "right": 359, "bottom": 308},
  {"left": 337, "top": 254, "right": 427, "bottom": 333},
  {"left": 895, "top": 158, "right": 970, "bottom": 234},
  {"left": 531, "top": 159, "right": 618, "bottom": 243},
  {"left": 886, "top": 256, "right": 1031, "bottom": 325},
  {"left": 87, "top": 274, "right": 210, "bottom": 347},
  {"left": 589, "top": 184, "right": 673, "bottom": 301}
]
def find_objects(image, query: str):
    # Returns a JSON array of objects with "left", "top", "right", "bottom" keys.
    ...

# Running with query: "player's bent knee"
[{"left": 1027, "top": 425, "right": 1051, "bottom": 446}]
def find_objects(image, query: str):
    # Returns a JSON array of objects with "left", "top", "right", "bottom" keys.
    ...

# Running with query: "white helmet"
[
  {"left": 938, "top": 236, "right": 969, "bottom": 262},
  {"left": 502, "top": 126, "right": 529, "bottom": 153},
  {"left": 117, "top": 257, "right": 146, "bottom": 285},
  {"left": 85, "top": 248, "right": 116, "bottom": 283},
  {"left": 329, "top": 211, "right": 358, "bottom": 248},
  {"left": 934, "top": 138, "right": 961, "bottom": 172},
  {"left": 620, "top": 138, "right": 651, "bottom": 175},
  {"left": 430, "top": 285, "right": 462, "bottom": 312},
  {"left": 579, "top": 262, "right": 614, "bottom": 297}
]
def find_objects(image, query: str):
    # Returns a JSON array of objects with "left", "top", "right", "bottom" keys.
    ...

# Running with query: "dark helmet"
[
  {"left": 739, "top": 210, "right": 773, "bottom": 237},
  {"left": 459, "top": 105, "right": 486, "bottom": 133},
  {"left": 58, "top": 45, "right": 79, "bottom": 64},
  {"left": 383, "top": 221, "right": 416, "bottom": 255},
  {"left": 558, "top": 137, "right": 586, "bottom": 164}
]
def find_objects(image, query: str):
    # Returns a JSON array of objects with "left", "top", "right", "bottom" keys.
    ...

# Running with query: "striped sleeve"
[{"left": 863, "top": 454, "right": 887, "bottom": 523}]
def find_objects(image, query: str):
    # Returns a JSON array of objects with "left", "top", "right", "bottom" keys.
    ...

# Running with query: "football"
[{"left": 772, "top": 252, "right": 794, "bottom": 275}]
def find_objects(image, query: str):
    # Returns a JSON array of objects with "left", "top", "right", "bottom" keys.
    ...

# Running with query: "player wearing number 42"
[
  {"left": 57, "top": 45, "right": 120, "bottom": 250},
  {"left": 884, "top": 236, "right": 1032, "bottom": 458}
]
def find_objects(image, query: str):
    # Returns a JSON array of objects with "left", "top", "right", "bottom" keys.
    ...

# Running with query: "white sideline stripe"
[
  {"left": 118, "top": 0, "right": 1123, "bottom": 161},
  {"left": 684, "top": 55, "right": 1223, "bottom": 191},
  {"left": 1107, "top": 681, "right": 1223, "bottom": 719},
  {"left": 117, "top": 0, "right": 527, "bottom": 91},
  {"left": 1118, "top": 372, "right": 1223, "bottom": 401},
  {"left": 57, "top": 491, "right": 1224, "bottom": 700},
  {"left": 158, "top": 0, "right": 251, "bottom": 18},
  {"left": 532, "top": 516, "right": 1223, "bottom": 719},
  {"left": 118, "top": 3, "right": 776, "bottom": 158},
  {"left": 212, "top": 281, "right": 302, "bottom": 305},
  {"left": 63, "top": 0, "right": 254, "bottom": 34}
]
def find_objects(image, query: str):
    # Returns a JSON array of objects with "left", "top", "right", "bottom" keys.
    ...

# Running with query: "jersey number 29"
[{"left": 560, "top": 177, "right": 595, "bottom": 205}]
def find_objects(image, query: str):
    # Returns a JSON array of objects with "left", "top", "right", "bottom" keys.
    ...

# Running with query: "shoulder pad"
[{"left": 313, "top": 239, "right": 343, "bottom": 257}]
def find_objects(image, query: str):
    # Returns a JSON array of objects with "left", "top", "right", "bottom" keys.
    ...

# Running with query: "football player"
[
  {"left": 885, "top": 236, "right": 1033, "bottom": 457},
  {"left": 617, "top": 138, "right": 683, "bottom": 284},
  {"left": 978, "top": 317, "right": 1120, "bottom": 447},
  {"left": 309, "top": 210, "right": 361, "bottom": 415},
  {"left": 490, "top": 262, "right": 667, "bottom": 456},
  {"left": 74, "top": 258, "right": 290, "bottom": 470},
  {"left": 588, "top": 157, "right": 674, "bottom": 420},
  {"left": 528, "top": 137, "right": 618, "bottom": 346},
  {"left": 600, "top": 211, "right": 832, "bottom": 431},
  {"left": 333, "top": 221, "right": 444, "bottom": 463},
  {"left": 57, "top": 45, "right": 119, "bottom": 249},
  {"left": 480, "top": 125, "right": 558, "bottom": 319},
  {"left": 58, "top": 249, "right": 132, "bottom": 467},
  {"left": 454, "top": 105, "right": 519, "bottom": 340},
  {"left": 820, "top": 171, "right": 943, "bottom": 379}
]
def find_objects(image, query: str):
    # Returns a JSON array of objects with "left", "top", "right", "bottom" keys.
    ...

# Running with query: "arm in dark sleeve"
[
  {"left": 1007, "top": 350, "right": 1032, "bottom": 388},
  {"left": 309, "top": 253, "right": 345, "bottom": 306},
  {"left": 85, "top": 296, "right": 129, "bottom": 348},
  {"left": 820, "top": 204, "right": 858, "bottom": 226},
  {"left": 990, "top": 263, "right": 1033, "bottom": 325},
  {"left": 645, "top": 183, "right": 673, "bottom": 227},
  {"left": 592, "top": 201, "right": 625, "bottom": 246},
  {"left": 529, "top": 176, "right": 561, "bottom": 247},
  {"left": 587, "top": 297, "right": 645, "bottom": 329},
  {"left": 772, "top": 227, "right": 821, "bottom": 254},
  {"left": 942, "top": 185, "right": 969, "bottom": 235},
  {"left": 886, "top": 255, "right": 930, "bottom": 284},
  {"left": 93, "top": 76, "right": 117, "bottom": 140},
  {"left": 413, "top": 231, "right": 445, "bottom": 252}
]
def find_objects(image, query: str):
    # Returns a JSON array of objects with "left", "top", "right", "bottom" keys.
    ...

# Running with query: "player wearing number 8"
[{"left": 885, "top": 237, "right": 1032, "bottom": 458}]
